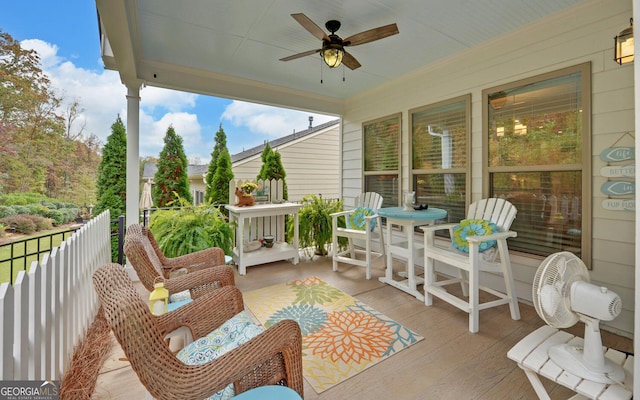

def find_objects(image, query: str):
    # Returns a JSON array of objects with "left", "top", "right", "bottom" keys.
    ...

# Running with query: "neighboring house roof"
[
  {"left": 142, "top": 163, "right": 207, "bottom": 181},
  {"left": 231, "top": 119, "right": 339, "bottom": 164},
  {"left": 141, "top": 118, "right": 340, "bottom": 181}
]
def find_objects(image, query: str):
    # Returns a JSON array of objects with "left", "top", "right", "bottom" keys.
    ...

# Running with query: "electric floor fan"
[{"left": 532, "top": 251, "right": 625, "bottom": 384}]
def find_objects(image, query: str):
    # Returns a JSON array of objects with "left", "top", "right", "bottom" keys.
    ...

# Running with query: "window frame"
[
  {"left": 362, "top": 112, "right": 402, "bottom": 207},
  {"left": 482, "top": 62, "right": 592, "bottom": 267},
  {"left": 409, "top": 94, "right": 472, "bottom": 222}
]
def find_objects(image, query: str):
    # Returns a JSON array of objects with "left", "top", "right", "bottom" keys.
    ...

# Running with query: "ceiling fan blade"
[
  {"left": 343, "top": 23, "right": 399, "bottom": 46},
  {"left": 291, "top": 13, "right": 330, "bottom": 41},
  {"left": 342, "top": 51, "right": 361, "bottom": 70},
  {"left": 280, "top": 49, "right": 320, "bottom": 62}
]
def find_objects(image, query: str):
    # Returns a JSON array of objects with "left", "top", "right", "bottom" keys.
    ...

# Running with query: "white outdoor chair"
[
  {"left": 330, "top": 192, "right": 385, "bottom": 279},
  {"left": 421, "top": 198, "right": 520, "bottom": 333}
]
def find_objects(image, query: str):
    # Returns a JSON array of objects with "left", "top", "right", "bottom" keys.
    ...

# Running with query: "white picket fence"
[
  {"left": 229, "top": 179, "right": 288, "bottom": 242},
  {"left": 0, "top": 211, "right": 112, "bottom": 381}
]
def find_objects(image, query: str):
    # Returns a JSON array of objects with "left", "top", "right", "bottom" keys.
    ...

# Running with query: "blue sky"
[{"left": 1, "top": 1, "right": 336, "bottom": 162}]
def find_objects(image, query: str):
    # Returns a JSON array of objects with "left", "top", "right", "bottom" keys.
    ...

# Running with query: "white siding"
[
  {"left": 233, "top": 124, "right": 341, "bottom": 202},
  {"left": 341, "top": 0, "right": 635, "bottom": 336}
]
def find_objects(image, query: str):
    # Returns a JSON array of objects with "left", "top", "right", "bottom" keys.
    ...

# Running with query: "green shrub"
[
  {"left": 0, "top": 206, "right": 16, "bottom": 219},
  {"left": 0, "top": 224, "right": 6, "bottom": 238},
  {"left": 149, "top": 201, "right": 234, "bottom": 257},
  {"left": 25, "top": 203, "right": 49, "bottom": 217},
  {"left": 0, "top": 192, "right": 48, "bottom": 206},
  {"left": 45, "top": 209, "right": 66, "bottom": 225},
  {"left": 0, "top": 214, "right": 53, "bottom": 234},
  {"left": 11, "top": 205, "right": 29, "bottom": 215}
]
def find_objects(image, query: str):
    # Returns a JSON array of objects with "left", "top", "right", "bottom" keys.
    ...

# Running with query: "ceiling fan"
[{"left": 280, "top": 13, "right": 399, "bottom": 70}]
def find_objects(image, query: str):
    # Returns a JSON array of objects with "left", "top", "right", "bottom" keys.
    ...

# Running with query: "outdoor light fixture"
[
  {"left": 614, "top": 18, "right": 634, "bottom": 65},
  {"left": 322, "top": 43, "right": 344, "bottom": 68}
]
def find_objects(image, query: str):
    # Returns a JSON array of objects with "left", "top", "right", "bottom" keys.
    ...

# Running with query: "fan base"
[{"left": 549, "top": 344, "right": 626, "bottom": 384}]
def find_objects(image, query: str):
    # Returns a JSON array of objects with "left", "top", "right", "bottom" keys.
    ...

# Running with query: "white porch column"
[
  {"left": 633, "top": 0, "right": 639, "bottom": 396},
  {"left": 126, "top": 83, "right": 141, "bottom": 228}
]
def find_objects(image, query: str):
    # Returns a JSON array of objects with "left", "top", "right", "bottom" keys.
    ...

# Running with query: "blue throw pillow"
[
  {"left": 346, "top": 207, "right": 377, "bottom": 231},
  {"left": 451, "top": 219, "right": 499, "bottom": 253}
]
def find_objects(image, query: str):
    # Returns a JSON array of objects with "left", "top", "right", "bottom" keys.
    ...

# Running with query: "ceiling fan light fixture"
[{"left": 322, "top": 44, "right": 344, "bottom": 68}]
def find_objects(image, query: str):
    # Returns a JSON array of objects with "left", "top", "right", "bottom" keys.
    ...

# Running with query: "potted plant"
[
  {"left": 288, "top": 194, "right": 345, "bottom": 257},
  {"left": 235, "top": 182, "right": 258, "bottom": 206}
]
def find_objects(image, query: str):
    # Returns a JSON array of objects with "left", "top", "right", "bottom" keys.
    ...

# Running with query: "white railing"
[{"left": 0, "top": 211, "right": 112, "bottom": 381}]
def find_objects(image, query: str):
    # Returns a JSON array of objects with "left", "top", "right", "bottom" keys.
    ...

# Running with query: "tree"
[
  {"left": 93, "top": 116, "right": 127, "bottom": 218},
  {"left": 256, "top": 142, "right": 273, "bottom": 181},
  {"left": 257, "top": 145, "right": 288, "bottom": 200},
  {"left": 205, "top": 124, "right": 233, "bottom": 203},
  {"left": 153, "top": 126, "right": 192, "bottom": 207},
  {"left": 210, "top": 150, "right": 234, "bottom": 204},
  {"left": 0, "top": 30, "right": 100, "bottom": 204},
  {"left": 0, "top": 30, "right": 64, "bottom": 194}
]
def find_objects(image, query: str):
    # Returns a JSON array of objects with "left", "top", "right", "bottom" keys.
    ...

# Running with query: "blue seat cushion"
[
  {"left": 176, "top": 311, "right": 265, "bottom": 399},
  {"left": 346, "top": 207, "right": 377, "bottom": 231},
  {"left": 451, "top": 219, "right": 499, "bottom": 253},
  {"left": 169, "top": 290, "right": 191, "bottom": 303}
]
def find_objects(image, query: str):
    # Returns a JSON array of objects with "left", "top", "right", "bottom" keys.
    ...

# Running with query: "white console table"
[{"left": 225, "top": 203, "right": 302, "bottom": 275}]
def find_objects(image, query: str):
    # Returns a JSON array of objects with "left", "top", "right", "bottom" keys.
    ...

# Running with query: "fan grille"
[{"left": 532, "top": 251, "right": 589, "bottom": 328}]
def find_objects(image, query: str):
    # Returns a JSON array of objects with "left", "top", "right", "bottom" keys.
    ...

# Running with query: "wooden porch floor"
[{"left": 92, "top": 256, "right": 633, "bottom": 399}]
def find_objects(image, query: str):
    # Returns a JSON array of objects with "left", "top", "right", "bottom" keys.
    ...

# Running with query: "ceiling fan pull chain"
[
  {"left": 343, "top": 64, "right": 346, "bottom": 82},
  {"left": 320, "top": 57, "right": 324, "bottom": 84}
]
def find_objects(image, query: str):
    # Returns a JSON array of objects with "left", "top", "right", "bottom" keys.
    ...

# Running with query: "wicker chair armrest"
[
  {"left": 180, "top": 319, "right": 304, "bottom": 399},
  {"left": 163, "top": 247, "right": 226, "bottom": 270},
  {"left": 163, "top": 265, "right": 235, "bottom": 296},
  {"left": 155, "top": 285, "right": 244, "bottom": 340}
]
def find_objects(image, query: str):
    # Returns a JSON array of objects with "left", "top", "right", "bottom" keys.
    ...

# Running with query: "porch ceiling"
[{"left": 96, "top": 0, "right": 589, "bottom": 115}]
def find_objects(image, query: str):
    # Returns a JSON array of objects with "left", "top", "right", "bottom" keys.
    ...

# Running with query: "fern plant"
[
  {"left": 149, "top": 200, "right": 235, "bottom": 257},
  {"left": 289, "top": 194, "right": 345, "bottom": 257}
]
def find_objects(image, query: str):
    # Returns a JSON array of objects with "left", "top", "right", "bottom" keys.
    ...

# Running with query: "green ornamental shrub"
[
  {"left": 149, "top": 200, "right": 234, "bottom": 257},
  {"left": 0, "top": 206, "right": 16, "bottom": 219}
]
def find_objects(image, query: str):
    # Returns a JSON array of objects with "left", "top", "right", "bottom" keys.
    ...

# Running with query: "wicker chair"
[
  {"left": 93, "top": 263, "right": 304, "bottom": 399},
  {"left": 123, "top": 223, "right": 234, "bottom": 297}
]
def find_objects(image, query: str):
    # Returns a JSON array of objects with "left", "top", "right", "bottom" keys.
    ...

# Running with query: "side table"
[
  {"left": 376, "top": 207, "right": 447, "bottom": 300},
  {"left": 507, "top": 325, "right": 633, "bottom": 400},
  {"left": 225, "top": 203, "right": 303, "bottom": 275}
]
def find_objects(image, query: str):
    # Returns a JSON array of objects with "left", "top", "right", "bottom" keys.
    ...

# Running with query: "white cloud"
[
  {"left": 140, "top": 86, "right": 197, "bottom": 113},
  {"left": 140, "top": 112, "right": 204, "bottom": 158},
  {"left": 21, "top": 39, "right": 61, "bottom": 68},
  {"left": 221, "top": 101, "right": 337, "bottom": 138},
  {"left": 20, "top": 39, "right": 204, "bottom": 158},
  {"left": 19, "top": 39, "right": 337, "bottom": 163}
]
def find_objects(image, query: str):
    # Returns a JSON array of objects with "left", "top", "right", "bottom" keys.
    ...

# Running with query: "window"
[
  {"left": 363, "top": 113, "right": 401, "bottom": 208},
  {"left": 410, "top": 95, "right": 470, "bottom": 223},
  {"left": 483, "top": 63, "right": 591, "bottom": 264}
]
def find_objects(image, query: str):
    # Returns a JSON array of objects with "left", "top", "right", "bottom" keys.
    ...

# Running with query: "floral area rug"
[{"left": 243, "top": 277, "right": 423, "bottom": 393}]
